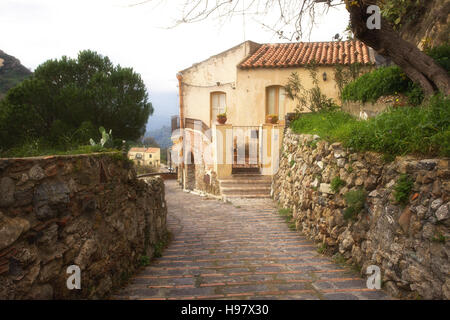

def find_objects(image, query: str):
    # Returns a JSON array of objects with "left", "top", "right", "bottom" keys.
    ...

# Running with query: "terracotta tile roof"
[
  {"left": 129, "top": 148, "right": 147, "bottom": 153},
  {"left": 129, "top": 147, "right": 160, "bottom": 153},
  {"left": 239, "top": 40, "right": 374, "bottom": 69}
]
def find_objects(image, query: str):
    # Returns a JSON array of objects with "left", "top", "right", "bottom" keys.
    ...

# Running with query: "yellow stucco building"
[
  {"left": 128, "top": 147, "right": 160, "bottom": 167},
  {"left": 172, "top": 40, "right": 375, "bottom": 197}
]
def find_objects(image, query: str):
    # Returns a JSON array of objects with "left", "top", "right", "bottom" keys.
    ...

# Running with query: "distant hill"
[
  {"left": 0, "top": 50, "right": 32, "bottom": 99},
  {"left": 147, "top": 125, "right": 172, "bottom": 149}
]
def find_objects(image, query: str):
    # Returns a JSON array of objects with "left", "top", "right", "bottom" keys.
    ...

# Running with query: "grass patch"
[
  {"left": 393, "top": 174, "right": 414, "bottom": 205},
  {"left": 332, "top": 253, "right": 347, "bottom": 265},
  {"left": 432, "top": 232, "right": 446, "bottom": 244},
  {"left": 331, "top": 176, "right": 346, "bottom": 193},
  {"left": 317, "top": 243, "right": 328, "bottom": 254},
  {"left": 278, "top": 208, "right": 295, "bottom": 230},
  {"left": 0, "top": 143, "right": 118, "bottom": 158},
  {"left": 290, "top": 94, "right": 450, "bottom": 157},
  {"left": 343, "top": 189, "right": 366, "bottom": 221},
  {"left": 139, "top": 255, "right": 151, "bottom": 267}
]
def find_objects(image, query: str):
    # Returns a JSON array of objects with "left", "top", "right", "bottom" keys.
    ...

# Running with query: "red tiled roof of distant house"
[
  {"left": 239, "top": 40, "right": 374, "bottom": 69},
  {"left": 129, "top": 148, "right": 147, "bottom": 153},
  {"left": 129, "top": 147, "right": 160, "bottom": 153}
]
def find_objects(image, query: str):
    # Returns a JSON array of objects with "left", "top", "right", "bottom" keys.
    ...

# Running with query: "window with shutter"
[
  {"left": 265, "top": 86, "right": 286, "bottom": 122},
  {"left": 211, "top": 92, "right": 226, "bottom": 125}
]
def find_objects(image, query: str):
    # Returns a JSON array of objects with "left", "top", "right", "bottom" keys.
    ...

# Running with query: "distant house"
[
  {"left": 172, "top": 40, "right": 375, "bottom": 196},
  {"left": 128, "top": 147, "right": 160, "bottom": 167}
]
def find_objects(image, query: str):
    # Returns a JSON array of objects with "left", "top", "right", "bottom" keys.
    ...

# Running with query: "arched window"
[
  {"left": 266, "top": 86, "right": 286, "bottom": 121},
  {"left": 210, "top": 91, "right": 226, "bottom": 124}
]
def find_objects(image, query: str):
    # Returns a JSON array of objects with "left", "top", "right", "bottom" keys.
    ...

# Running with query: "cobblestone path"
[{"left": 115, "top": 180, "right": 389, "bottom": 300}]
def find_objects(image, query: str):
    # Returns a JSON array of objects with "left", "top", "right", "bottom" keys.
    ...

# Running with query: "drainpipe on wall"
[
  {"left": 176, "top": 72, "right": 185, "bottom": 131},
  {"left": 176, "top": 72, "right": 185, "bottom": 185}
]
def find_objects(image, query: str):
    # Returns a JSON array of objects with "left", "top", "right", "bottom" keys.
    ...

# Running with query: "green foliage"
[
  {"left": 290, "top": 159, "right": 295, "bottom": 167},
  {"left": 342, "top": 66, "right": 414, "bottom": 103},
  {"left": 332, "top": 252, "right": 346, "bottom": 265},
  {"left": 432, "top": 233, "right": 446, "bottom": 244},
  {"left": 139, "top": 255, "right": 151, "bottom": 267},
  {"left": 334, "top": 62, "right": 364, "bottom": 98},
  {"left": 425, "top": 44, "right": 450, "bottom": 74},
  {"left": 343, "top": 189, "right": 366, "bottom": 221},
  {"left": 380, "top": 0, "right": 423, "bottom": 29},
  {"left": 90, "top": 126, "right": 113, "bottom": 148},
  {"left": 0, "top": 50, "right": 152, "bottom": 153},
  {"left": 317, "top": 243, "right": 328, "bottom": 254},
  {"left": 0, "top": 141, "right": 117, "bottom": 158},
  {"left": 108, "top": 152, "right": 134, "bottom": 170},
  {"left": 278, "top": 208, "right": 292, "bottom": 216},
  {"left": 285, "top": 66, "right": 339, "bottom": 113},
  {"left": 278, "top": 208, "right": 295, "bottom": 229},
  {"left": 341, "top": 44, "right": 450, "bottom": 105},
  {"left": 331, "top": 176, "right": 345, "bottom": 193},
  {"left": 290, "top": 94, "right": 450, "bottom": 157},
  {"left": 307, "top": 140, "right": 318, "bottom": 149},
  {"left": 393, "top": 174, "right": 414, "bottom": 205},
  {"left": 153, "top": 241, "right": 165, "bottom": 258},
  {"left": 290, "top": 110, "right": 355, "bottom": 142}
]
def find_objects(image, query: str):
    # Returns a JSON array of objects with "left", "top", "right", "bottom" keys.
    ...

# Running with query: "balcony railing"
[{"left": 171, "top": 116, "right": 211, "bottom": 140}]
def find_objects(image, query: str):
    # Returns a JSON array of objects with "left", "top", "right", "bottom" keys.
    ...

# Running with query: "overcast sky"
[{"left": 0, "top": 0, "right": 349, "bottom": 129}]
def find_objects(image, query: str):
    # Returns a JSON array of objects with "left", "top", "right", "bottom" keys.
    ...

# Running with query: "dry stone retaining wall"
[
  {"left": 0, "top": 153, "right": 167, "bottom": 299},
  {"left": 273, "top": 129, "right": 449, "bottom": 299}
]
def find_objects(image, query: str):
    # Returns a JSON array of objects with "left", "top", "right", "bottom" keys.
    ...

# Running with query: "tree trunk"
[{"left": 346, "top": 0, "right": 450, "bottom": 96}]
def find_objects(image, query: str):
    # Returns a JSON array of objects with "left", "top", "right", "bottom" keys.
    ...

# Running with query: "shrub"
[
  {"left": 393, "top": 174, "right": 414, "bottom": 205},
  {"left": 425, "top": 43, "right": 450, "bottom": 74},
  {"left": 342, "top": 44, "right": 450, "bottom": 106},
  {"left": 139, "top": 255, "right": 151, "bottom": 267},
  {"left": 331, "top": 176, "right": 345, "bottom": 193},
  {"left": 343, "top": 189, "right": 366, "bottom": 221},
  {"left": 342, "top": 66, "right": 412, "bottom": 103}
]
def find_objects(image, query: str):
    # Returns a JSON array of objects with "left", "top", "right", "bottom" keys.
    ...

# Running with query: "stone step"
[
  {"left": 221, "top": 175, "right": 272, "bottom": 182},
  {"left": 219, "top": 179, "right": 272, "bottom": 186},
  {"left": 230, "top": 174, "right": 272, "bottom": 179},
  {"left": 221, "top": 186, "right": 271, "bottom": 194},
  {"left": 223, "top": 194, "right": 272, "bottom": 199},
  {"left": 219, "top": 174, "right": 272, "bottom": 198}
]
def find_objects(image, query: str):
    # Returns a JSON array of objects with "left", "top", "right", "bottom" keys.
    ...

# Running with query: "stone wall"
[
  {"left": 273, "top": 129, "right": 449, "bottom": 299},
  {"left": 342, "top": 100, "right": 392, "bottom": 119},
  {"left": 194, "top": 164, "right": 221, "bottom": 196},
  {"left": 0, "top": 153, "right": 168, "bottom": 299}
]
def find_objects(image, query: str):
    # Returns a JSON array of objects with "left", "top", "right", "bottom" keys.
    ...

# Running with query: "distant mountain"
[
  {"left": 146, "top": 91, "right": 178, "bottom": 131},
  {"left": 147, "top": 125, "right": 172, "bottom": 149},
  {"left": 0, "top": 50, "right": 32, "bottom": 98}
]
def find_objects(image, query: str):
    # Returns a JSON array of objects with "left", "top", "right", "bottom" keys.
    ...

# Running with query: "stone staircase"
[{"left": 219, "top": 174, "right": 272, "bottom": 199}]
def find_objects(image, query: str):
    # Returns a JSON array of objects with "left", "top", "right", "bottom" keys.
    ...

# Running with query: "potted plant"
[
  {"left": 217, "top": 112, "right": 227, "bottom": 124},
  {"left": 266, "top": 114, "right": 279, "bottom": 124}
]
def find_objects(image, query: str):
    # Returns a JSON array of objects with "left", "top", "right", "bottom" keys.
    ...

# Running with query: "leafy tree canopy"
[{"left": 0, "top": 50, "right": 152, "bottom": 151}]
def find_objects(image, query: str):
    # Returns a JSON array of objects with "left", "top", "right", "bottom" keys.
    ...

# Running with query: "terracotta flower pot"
[
  {"left": 267, "top": 115, "right": 279, "bottom": 124},
  {"left": 217, "top": 115, "right": 227, "bottom": 124}
]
